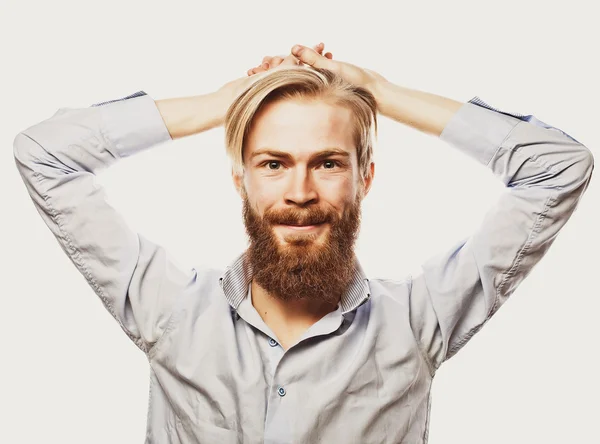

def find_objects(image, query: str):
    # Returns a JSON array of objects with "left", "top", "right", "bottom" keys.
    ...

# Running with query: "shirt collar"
[{"left": 219, "top": 250, "right": 371, "bottom": 315}]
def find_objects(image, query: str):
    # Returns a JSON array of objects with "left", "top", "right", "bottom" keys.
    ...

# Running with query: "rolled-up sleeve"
[
  {"left": 13, "top": 93, "right": 197, "bottom": 354},
  {"left": 409, "top": 98, "right": 594, "bottom": 373}
]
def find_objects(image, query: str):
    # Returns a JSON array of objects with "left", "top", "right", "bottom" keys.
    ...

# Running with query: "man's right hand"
[
  {"left": 246, "top": 42, "right": 333, "bottom": 76},
  {"left": 238, "top": 42, "right": 388, "bottom": 106}
]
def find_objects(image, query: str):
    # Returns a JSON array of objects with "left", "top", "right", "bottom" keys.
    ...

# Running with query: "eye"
[
  {"left": 322, "top": 160, "right": 338, "bottom": 169},
  {"left": 266, "top": 161, "right": 281, "bottom": 170}
]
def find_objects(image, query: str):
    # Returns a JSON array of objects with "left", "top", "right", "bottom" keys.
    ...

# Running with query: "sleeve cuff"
[
  {"left": 99, "top": 93, "right": 172, "bottom": 158},
  {"left": 439, "top": 101, "right": 523, "bottom": 166}
]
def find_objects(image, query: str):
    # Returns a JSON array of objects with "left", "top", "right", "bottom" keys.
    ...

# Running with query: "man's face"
[{"left": 233, "top": 98, "right": 374, "bottom": 304}]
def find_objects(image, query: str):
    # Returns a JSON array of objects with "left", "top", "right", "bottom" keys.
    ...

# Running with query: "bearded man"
[{"left": 13, "top": 42, "right": 594, "bottom": 443}]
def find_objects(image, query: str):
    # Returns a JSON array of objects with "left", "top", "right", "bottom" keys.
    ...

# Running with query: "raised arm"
[
  {"left": 408, "top": 97, "right": 593, "bottom": 372},
  {"left": 12, "top": 76, "right": 255, "bottom": 353},
  {"left": 289, "top": 44, "right": 595, "bottom": 373}
]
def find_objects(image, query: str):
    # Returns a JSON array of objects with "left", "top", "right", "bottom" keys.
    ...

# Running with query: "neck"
[{"left": 251, "top": 279, "right": 339, "bottom": 328}]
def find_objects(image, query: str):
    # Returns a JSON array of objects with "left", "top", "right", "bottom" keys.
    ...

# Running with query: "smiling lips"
[
  {"left": 277, "top": 222, "right": 326, "bottom": 232},
  {"left": 283, "top": 224, "right": 320, "bottom": 230}
]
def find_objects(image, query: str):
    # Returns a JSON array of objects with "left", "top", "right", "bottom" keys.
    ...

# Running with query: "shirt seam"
[
  {"left": 483, "top": 119, "right": 524, "bottom": 168},
  {"left": 26, "top": 162, "right": 148, "bottom": 352},
  {"left": 445, "top": 136, "right": 560, "bottom": 361},
  {"left": 406, "top": 274, "right": 437, "bottom": 378},
  {"left": 446, "top": 191, "right": 556, "bottom": 360},
  {"left": 94, "top": 106, "right": 188, "bottom": 357},
  {"left": 97, "top": 107, "right": 124, "bottom": 161},
  {"left": 147, "top": 268, "right": 206, "bottom": 359},
  {"left": 422, "top": 378, "right": 434, "bottom": 444},
  {"left": 145, "top": 367, "right": 154, "bottom": 441}
]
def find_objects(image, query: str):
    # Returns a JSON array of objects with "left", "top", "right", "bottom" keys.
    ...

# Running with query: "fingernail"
[{"left": 292, "top": 45, "right": 301, "bottom": 55}]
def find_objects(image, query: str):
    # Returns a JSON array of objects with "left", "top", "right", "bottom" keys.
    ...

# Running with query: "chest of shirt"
[{"left": 145, "top": 276, "right": 432, "bottom": 443}]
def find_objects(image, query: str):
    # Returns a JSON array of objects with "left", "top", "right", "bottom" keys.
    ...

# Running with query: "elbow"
[
  {"left": 559, "top": 145, "right": 595, "bottom": 193},
  {"left": 576, "top": 145, "right": 595, "bottom": 180},
  {"left": 13, "top": 131, "right": 49, "bottom": 177},
  {"left": 13, "top": 107, "right": 69, "bottom": 162},
  {"left": 13, "top": 131, "right": 44, "bottom": 157},
  {"left": 13, "top": 132, "right": 41, "bottom": 167},
  {"left": 13, "top": 132, "right": 28, "bottom": 159},
  {"left": 13, "top": 132, "right": 35, "bottom": 165},
  {"left": 544, "top": 144, "right": 595, "bottom": 193}
]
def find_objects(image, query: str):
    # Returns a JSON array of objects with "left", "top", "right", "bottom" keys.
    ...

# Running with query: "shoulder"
[
  {"left": 367, "top": 274, "right": 413, "bottom": 308},
  {"left": 173, "top": 266, "right": 230, "bottom": 313}
]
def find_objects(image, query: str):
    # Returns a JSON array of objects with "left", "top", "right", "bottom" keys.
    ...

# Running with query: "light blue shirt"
[{"left": 13, "top": 90, "right": 594, "bottom": 443}]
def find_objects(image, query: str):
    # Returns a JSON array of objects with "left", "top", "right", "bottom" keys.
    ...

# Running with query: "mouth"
[
  {"left": 275, "top": 222, "right": 327, "bottom": 233},
  {"left": 282, "top": 224, "right": 321, "bottom": 230}
]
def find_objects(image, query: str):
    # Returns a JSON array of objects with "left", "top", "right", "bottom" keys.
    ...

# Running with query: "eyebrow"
[{"left": 250, "top": 148, "right": 351, "bottom": 161}]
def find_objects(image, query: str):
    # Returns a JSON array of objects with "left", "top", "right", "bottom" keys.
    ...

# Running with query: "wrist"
[
  {"left": 181, "top": 92, "right": 227, "bottom": 137},
  {"left": 370, "top": 79, "right": 395, "bottom": 117},
  {"left": 368, "top": 80, "right": 465, "bottom": 137},
  {"left": 156, "top": 91, "right": 231, "bottom": 140},
  {"left": 211, "top": 88, "right": 235, "bottom": 127}
]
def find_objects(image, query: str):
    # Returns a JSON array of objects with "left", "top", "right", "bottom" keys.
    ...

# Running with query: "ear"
[
  {"left": 232, "top": 168, "right": 246, "bottom": 198},
  {"left": 361, "top": 162, "right": 375, "bottom": 198}
]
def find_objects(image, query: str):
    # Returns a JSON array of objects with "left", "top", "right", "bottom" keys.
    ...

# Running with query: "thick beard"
[{"left": 242, "top": 195, "right": 362, "bottom": 306}]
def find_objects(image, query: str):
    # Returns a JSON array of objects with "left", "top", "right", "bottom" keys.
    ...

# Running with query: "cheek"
[
  {"left": 319, "top": 176, "right": 357, "bottom": 206},
  {"left": 244, "top": 178, "right": 279, "bottom": 212}
]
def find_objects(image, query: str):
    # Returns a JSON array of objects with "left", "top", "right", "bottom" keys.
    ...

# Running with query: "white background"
[{"left": 2, "top": 0, "right": 599, "bottom": 442}]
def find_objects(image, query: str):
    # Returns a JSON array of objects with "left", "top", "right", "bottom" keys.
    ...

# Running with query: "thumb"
[{"left": 291, "top": 44, "right": 333, "bottom": 69}]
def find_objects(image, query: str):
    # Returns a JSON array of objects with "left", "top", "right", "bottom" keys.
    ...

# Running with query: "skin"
[
  {"left": 236, "top": 99, "right": 371, "bottom": 245},
  {"left": 232, "top": 98, "right": 374, "bottom": 348},
  {"left": 155, "top": 42, "right": 464, "bottom": 347}
]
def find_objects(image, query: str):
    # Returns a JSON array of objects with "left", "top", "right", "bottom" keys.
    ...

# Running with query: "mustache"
[{"left": 263, "top": 207, "right": 336, "bottom": 226}]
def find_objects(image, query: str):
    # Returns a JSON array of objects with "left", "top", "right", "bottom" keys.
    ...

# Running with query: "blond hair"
[{"left": 224, "top": 67, "right": 377, "bottom": 178}]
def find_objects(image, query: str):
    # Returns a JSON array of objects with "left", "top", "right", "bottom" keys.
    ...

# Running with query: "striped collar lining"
[{"left": 219, "top": 251, "right": 371, "bottom": 315}]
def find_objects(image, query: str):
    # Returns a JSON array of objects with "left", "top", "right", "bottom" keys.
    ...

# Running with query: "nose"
[{"left": 283, "top": 167, "right": 318, "bottom": 207}]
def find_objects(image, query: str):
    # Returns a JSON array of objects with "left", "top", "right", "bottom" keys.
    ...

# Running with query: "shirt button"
[
  {"left": 277, "top": 386, "right": 286, "bottom": 397},
  {"left": 268, "top": 338, "right": 278, "bottom": 347}
]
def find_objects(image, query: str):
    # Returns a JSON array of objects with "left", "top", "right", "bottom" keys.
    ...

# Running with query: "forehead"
[{"left": 245, "top": 98, "right": 356, "bottom": 159}]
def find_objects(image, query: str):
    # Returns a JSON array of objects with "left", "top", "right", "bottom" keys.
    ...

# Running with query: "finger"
[
  {"left": 291, "top": 44, "right": 333, "bottom": 68},
  {"left": 313, "top": 42, "right": 324, "bottom": 54},
  {"left": 250, "top": 66, "right": 266, "bottom": 75},
  {"left": 281, "top": 54, "right": 301, "bottom": 66},
  {"left": 270, "top": 56, "right": 284, "bottom": 68},
  {"left": 262, "top": 55, "right": 272, "bottom": 65}
]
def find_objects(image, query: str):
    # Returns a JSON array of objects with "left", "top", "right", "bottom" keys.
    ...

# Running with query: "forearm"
[
  {"left": 372, "top": 80, "right": 464, "bottom": 137},
  {"left": 155, "top": 89, "right": 232, "bottom": 140}
]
